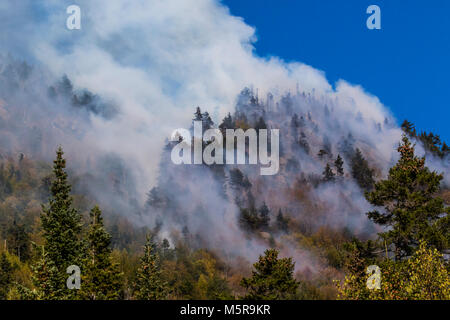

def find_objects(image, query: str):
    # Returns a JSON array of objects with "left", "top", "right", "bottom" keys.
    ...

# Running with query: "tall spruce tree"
[
  {"left": 401, "top": 119, "right": 416, "bottom": 137},
  {"left": 33, "top": 147, "right": 84, "bottom": 299},
  {"left": 80, "top": 206, "right": 123, "bottom": 300},
  {"left": 135, "top": 236, "right": 168, "bottom": 300},
  {"left": 351, "top": 148, "right": 375, "bottom": 190},
  {"left": 334, "top": 154, "right": 344, "bottom": 176},
  {"left": 241, "top": 249, "right": 299, "bottom": 299},
  {"left": 365, "top": 136, "right": 449, "bottom": 260}
]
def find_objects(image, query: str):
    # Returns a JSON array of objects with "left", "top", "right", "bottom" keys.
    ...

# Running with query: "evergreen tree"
[
  {"left": 334, "top": 154, "right": 344, "bottom": 176},
  {"left": 239, "top": 207, "right": 260, "bottom": 232},
  {"left": 442, "top": 142, "right": 450, "bottom": 156},
  {"left": 0, "top": 253, "right": 13, "bottom": 299},
  {"left": 365, "top": 136, "right": 449, "bottom": 260},
  {"left": 259, "top": 203, "right": 270, "bottom": 229},
  {"left": 202, "top": 111, "right": 214, "bottom": 131},
  {"left": 401, "top": 119, "right": 416, "bottom": 137},
  {"left": 255, "top": 117, "right": 267, "bottom": 130},
  {"left": 276, "top": 209, "right": 288, "bottom": 233},
  {"left": 419, "top": 131, "right": 443, "bottom": 156},
  {"left": 193, "top": 107, "right": 202, "bottom": 121},
  {"left": 241, "top": 249, "right": 299, "bottom": 299},
  {"left": 135, "top": 236, "right": 168, "bottom": 300},
  {"left": 323, "top": 163, "right": 335, "bottom": 182},
  {"left": 80, "top": 206, "right": 123, "bottom": 300},
  {"left": 219, "top": 113, "right": 234, "bottom": 133},
  {"left": 32, "top": 147, "right": 84, "bottom": 299},
  {"left": 351, "top": 148, "right": 375, "bottom": 191},
  {"left": 298, "top": 132, "right": 310, "bottom": 154}
]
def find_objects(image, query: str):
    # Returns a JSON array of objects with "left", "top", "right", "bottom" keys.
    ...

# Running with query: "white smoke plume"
[{"left": 0, "top": 0, "right": 448, "bottom": 271}]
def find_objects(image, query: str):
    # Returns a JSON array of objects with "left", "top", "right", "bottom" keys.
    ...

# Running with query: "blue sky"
[{"left": 223, "top": 0, "right": 450, "bottom": 142}]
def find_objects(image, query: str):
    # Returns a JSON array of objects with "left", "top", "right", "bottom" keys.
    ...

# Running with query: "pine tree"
[
  {"left": 202, "top": 111, "right": 214, "bottom": 131},
  {"left": 219, "top": 113, "right": 234, "bottom": 133},
  {"left": 351, "top": 148, "right": 374, "bottom": 190},
  {"left": 401, "top": 119, "right": 416, "bottom": 137},
  {"left": 259, "top": 203, "right": 270, "bottom": 229},
  {"left": 0, "top": 252, "right": 13, "bottom": 299},
  {"left": 32, "top": 147, "right": 84, "bottom": 300},
  {"left": 334, "top": 154, "right": 344, "bottom": 176},
  {"left": 323, "top": 163, "right": 335, "bottom": 182},
  {"left": 80, "top": 206, "right": 123, "bottom": 300},
  {"left": 193, "top": 107, "right": 202, "bottom": 121},
  {"left": 276, "top": 209, "right": 288, "bottom": 233},
  {"left": 241, "top": 249, "right": 299, "bottom": 299},
  {"left": 365, "top": 136, "right": 450, "bottom": 260},
  {"left": 135, "top": 236, "right": 168, "bottom": 300},
  {"left": 239, "top": 207, "right": 260, "bottom": 232},
  {"left": 419, "top": 131, "right": 443, "bottom": 156}
]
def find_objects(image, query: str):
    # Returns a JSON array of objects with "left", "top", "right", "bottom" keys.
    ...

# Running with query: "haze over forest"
[{"left": 0, "top": 0, "right": 448, "bottom": 300}]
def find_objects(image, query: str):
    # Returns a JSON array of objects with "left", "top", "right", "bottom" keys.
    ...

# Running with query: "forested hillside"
[{"left": 0, "top": 56, "right": 449, "bottom": 300}]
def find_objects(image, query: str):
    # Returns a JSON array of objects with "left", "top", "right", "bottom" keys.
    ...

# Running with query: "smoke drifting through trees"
[{"left": 0, "top": 0, "right": 449, "bottom": 278}]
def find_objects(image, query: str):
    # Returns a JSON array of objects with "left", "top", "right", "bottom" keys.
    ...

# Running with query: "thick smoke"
[{"left": 0, "top": 0, "right": 448, "bottom": 272}]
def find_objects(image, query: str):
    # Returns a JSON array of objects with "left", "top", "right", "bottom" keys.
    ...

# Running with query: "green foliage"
[
  {"left": 334, "top": 154, "right": 344, "bottom": 176},
  {"left": 241, "top": 249, "right": 299, "bottom": 300},
  {"left": 0, "top": 252, "right": 14, "bottom": 299},
  {"left": 0, "top": 133, "right": 448, "bottom": 301},
  {"left": 6, "top": 220, "right": 30, "bottom": 261},
  {"left": 32, "top": 147, "right": 84, "bottom": 300},
  {"left": 401, "top": 120, "right": 416, "bottom": 137},
  {"left": 80, "top": 206, "right": 123, "bottom": 300},
  {"left": 239, "top": 207, "right": 259, "bottom": 232},
  {"left": 161, "top": 243, "right": 233, "bottom": 300},
  {"left": 239, "top": 203, "right": 272, "bottom": 232},
  {"left": 366, "top": 136, "right": 449, "bottom": 260},
  {"left": 350, "top": 148, "right": 374, "bottom": 191},
  {"left": 135, "top": 236, "right": 168, "bottom": 300},
  {"left": 401, "top": 119, "right": 449, "bottom": 158},
  {"left": 336, "top": 241, "right": 450, "bottom": 300}
]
